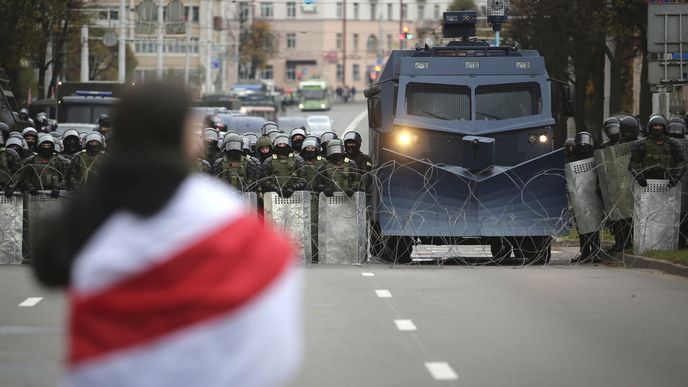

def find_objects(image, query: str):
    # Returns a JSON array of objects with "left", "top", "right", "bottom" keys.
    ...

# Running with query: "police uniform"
[
  {"left": 195, "top": 158, "right": 212, "bottom": 174},
  {"left": 261, "top": 134, "right": 306, "bottom": 197},
  {"left": 318, "top": 140, "right": 361, "bottom": 197},
  {"left": 570, "top": 132, "right": 602, "bottom": 263},
  {"left": 68, "top": 149, "right": 106, "bottom": 190},
  {"left": 0, "top": 143, "right": 21, "bottom": 195},
  {"left": 22, "top": 148, "right": 70, "bottom": 195},
  {"left": 213, "top": 154, "right": 259, "bottom": 192}
]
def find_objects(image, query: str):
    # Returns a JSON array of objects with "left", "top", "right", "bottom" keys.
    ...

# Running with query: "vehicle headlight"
[
  {"left": 298, "top": 104, "right": 304, "bottom": 109},
  {"left": 538, "top": 134, "right": 548, "bottom": 143},
  {"left": 396, "top": 130, "right": 419, "bottom": 146},
  {"left": 528, "top": 134, "right": 537, "bottom": 144},
  {"left": 320, "top": 104, "right": 326, "bottom": 109}
]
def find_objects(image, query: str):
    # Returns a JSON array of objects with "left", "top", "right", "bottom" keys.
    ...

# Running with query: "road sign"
[
  {"left": 102, "top": 31, "right": 117, "bottom": 47},
  {"left": 211, "top": 61, "right": 220, "bottom": 69}
]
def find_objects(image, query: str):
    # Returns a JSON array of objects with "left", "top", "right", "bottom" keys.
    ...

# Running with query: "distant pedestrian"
[
  {"left": 350, "top": 86, "right": 357, "bottom": 101},
  {"left": 343, "top": 85, "right": 350, "bottom": 103},
  {"left": 32, "top": 82, "right": 303, "bottom": 387},
  {"left": 336, "top": 86, "right": 343, "bottom": 102}
]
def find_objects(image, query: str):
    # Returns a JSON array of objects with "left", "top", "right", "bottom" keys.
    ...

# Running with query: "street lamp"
[{"left": 486, "top": 0, "right": 509, "bottom": 46}]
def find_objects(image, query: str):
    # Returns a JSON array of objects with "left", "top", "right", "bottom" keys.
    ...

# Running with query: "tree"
[
  {"left": 239, "top": 21, "right": 278, "bottom": 80},
  {"left": 448, "top": 0, "right": 478, "bottom": 12},
  {"left": 64, "top": 28, "right": 138, "bottom": 82}
]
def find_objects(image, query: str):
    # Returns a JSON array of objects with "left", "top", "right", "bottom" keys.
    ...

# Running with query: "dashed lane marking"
[
  {"left": 18, "top": 297, "right": 43, "bottom": 307},
  {"left": 361, "top": 272, "right": 375, "bottom": 277},
  {"left": 394, "top": 319, "right": 417, "bottom": 331},
  {"left": 425, "top": 362, "right": 458, "bottom": 380},
  {"left": 375, "top": 289, "right": 392, "bottom": 298}
]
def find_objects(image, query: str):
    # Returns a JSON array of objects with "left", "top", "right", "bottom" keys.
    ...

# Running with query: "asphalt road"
[{"left": 3, "top": 103, "right": 688, "bottom": 386}]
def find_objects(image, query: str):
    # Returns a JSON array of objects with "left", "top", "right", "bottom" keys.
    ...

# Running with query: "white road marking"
[
  {"left": 342, "top": 109, "right": 368, "bottom": 136},
  {"left": 18, "top": 297, "right": 43, "bottom": 307},
  {"left": 425, "top": 362, "right": 458, "bottom": 380},
  {"left": 361, "top": 272, "right": 375, "bottom": 277},
  {"left": 394, "top": 319, "right": 417, "bottom": 331},
  {"left": 375, "top": 289, "right": 392, "bottom": 298}
]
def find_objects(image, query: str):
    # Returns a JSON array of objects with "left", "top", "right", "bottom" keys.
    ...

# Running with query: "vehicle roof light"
[{"left": 74, "top": 90, "right": 114, "bottom": 97}]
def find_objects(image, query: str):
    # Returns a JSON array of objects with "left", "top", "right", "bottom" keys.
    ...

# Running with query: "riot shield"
[
  {"left": 565, "top": 158, "right": 605, "bottom": 234},
  {"left": 23, "top": 191, "right": 72, "bottom": 261},
  {"left": 241, "top": 192, "right": 258, "bottom": 212},
  {"left": 594, "top": 142, "right": 634, "bottom": 220},
  {"left": 318, "top": 192, "right": 367, "bottom": 264},
  {"left": 633, "top": 180, "right": 681, "bottom": 255},
  {"left": 0, "top": 193, "right": 23, "bottom": 264},
  {"left": 678, "top": 138, "right": 688, "bottom": 213},
  {"left": 263, "top": 191, "right": 311, "bottom": 263}
]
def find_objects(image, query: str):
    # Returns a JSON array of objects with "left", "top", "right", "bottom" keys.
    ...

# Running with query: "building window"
[
  {"left": 353, "top": 33, "right": 359, "bottom": 51},
  {"left": 401, "top": 4, "right": 407, "bottom": 19},
  {"left": 366, "top": 34, "right": 378, "bottom": 52},
  {"left": 260, "top": 2, "right": 273, "bottom": 18},
  {"left": 336, "top": 2, "right": 342, "bottom": 18},
  {"left": 336, "top": 33, "right": 342, "bottom": 50},
  {"left": 239, "top": 2, "right": 249, "bottom": 21},
  {"left": 262, "top": 65, "right": 274, "bottom": 80},
  {"left": 417, "top": 4, "right": 424, "bottom": 20},
  {"left": 185, "top": 6, "right": 200, "bottom": 22},
  {"left": 353, "top": 3, "right": 359, "bottom": 19},
  {"left": 434, "top": 4, "right": 440, "bottom": 19},
  {"left": 287, "top": 2, "right": 296, "bottom": 18},
  {"left": 353, "top": 64, "right": 360, "bottom": 81},
  {"left": 336, "top": 64, "right": 343, "bottom": 82},
  {"left": 370, "top": 3, "right": 376, "bottom": 20},
  {"left": 287, "top": 33, "right": 296, "bottom": 49},
  {"left": 387, "top": 3, "right": 393, "bottom": 20},
  {"left": 286, "top": 64, "right": 296, "bottom": 80}
]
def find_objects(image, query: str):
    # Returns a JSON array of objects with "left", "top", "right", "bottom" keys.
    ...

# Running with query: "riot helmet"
[
  {"left": 261, "top": 121, "right": 279, "bottom": 136},
  {"left": 202, "top": 128, "right": 220, "bottom": 149},
  {"left": 36, "top": 134, "right": 55, "bottom": 158},
  {"left": 22, "top": 127, "right": 38, "bottom": 150},
  {"left": 574, "top": 131, "right": 594, "bottom": 158},
  {"left": 647, "top": 114, "right": 667, "bottom": 139},
  {"left": 218, "top": 132, "right": 227, "bottom": 146},
  {"left": 5, "top": 137, "right": 24, "bottom": 157},
  {"left": 83, "top": 132, "right": 105, "bottom": 156},
  {"left": 98, "top": 114, "right": 111, "bottom": 127},
  {"left": 19, "top": 108, "right": 30, "bottom": 121},
  {"left": 602, "top": 117, "right": 621, "bottom": 143},
  {"left": 290, "top": 127, "right": 307, "bottom": 152},
  {"left": 326, "top": 139, "right": 345, "bottom": 162},
  {"left": 241, "top": 136, "right": 252, "bottom": 156},
  {"left": 244, "top": 133, "right": 259, "bottom": 154},
  {"left": 62, "top": 129, "right": 82, "bottom": 154},
  {"left": 320, "top": 131, "right": 338, "bottom": 152},
  {"left": 35, "top": 112, "right": 48, "bottom": 127},
  {"left": 301, "top": 136, "right": 320, "bottom": 161},
  {"left": 267, "top": 129, "right": 282, "bottom": 142},
  {"left": 223, "top": 134, "right": 243, "bottom": 161},
  {"left": 667, "top": 117, "right": 686, "bottom": 139},
  {"left": 342, "top": 131, "right": 362, "bottom": 155},
  {"left": 619, "top": 115, "right": 640, "bottom": 142},
  {"left": 255, "top": 135, "right": 273, "bottom": 162},
  {"left": 0, "top": 122, "right": 9, "bottom": 141},
  {"left": 272, "top": 134, "right": 291, "bottom": 156}
]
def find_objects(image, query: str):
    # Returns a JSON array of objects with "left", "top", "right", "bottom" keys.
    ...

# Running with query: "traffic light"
[{"left": 400, "top": 26, "right": 413, "bottom": 40}]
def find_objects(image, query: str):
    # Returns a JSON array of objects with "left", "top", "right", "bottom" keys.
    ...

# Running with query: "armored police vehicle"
[{"left": 365, "top": 11, "right": 572, "bottom": 263}]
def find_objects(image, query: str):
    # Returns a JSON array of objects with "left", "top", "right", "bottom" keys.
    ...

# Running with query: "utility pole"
[
  {"left": 80, "top": 25, "right": 89, "bottom": 82},
  {"left": 184, "top": 2, "right": 191, "bottom": 86},
  {"left": 118, "top": 0, "right": 126, "bottom": 83},
  {"left": 342, "top": 0, "right": 347, "bottom": 86},
  {"left": 399, "top": 0, "right": 403, "bottom": 49},
  {"left": 157, "top": 0, "right": 164, "bottom": 80}
]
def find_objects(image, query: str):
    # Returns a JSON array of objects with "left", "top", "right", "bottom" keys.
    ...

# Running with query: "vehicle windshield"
[
  {"left": 475, "top": 82, "right": 542, "bottom": 120},
  {"left": 406, "top": 83, "right": 471, "bottom": 121},
  {"left": 302, "top": 90, "right": 326, "bottom": 99}
]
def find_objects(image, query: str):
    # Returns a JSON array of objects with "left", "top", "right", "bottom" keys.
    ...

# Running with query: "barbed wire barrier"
[{"left": 1, "top": 143, "right": 686, "bottom": 267}]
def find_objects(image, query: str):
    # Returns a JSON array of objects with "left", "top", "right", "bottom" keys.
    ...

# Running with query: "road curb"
[{"left": 616, "top": 252, "right": 688, "bottom": 278}]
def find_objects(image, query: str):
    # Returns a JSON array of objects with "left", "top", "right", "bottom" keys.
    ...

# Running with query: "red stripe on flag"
[{"left": 69, "top": 214, "right": 294, "bottom": 365}]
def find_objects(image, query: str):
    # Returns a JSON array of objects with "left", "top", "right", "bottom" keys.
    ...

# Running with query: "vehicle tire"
[
  {"left": 490, "top": 237, "right": 513, "bottom": 261},
  {"left": 522, "top": 236, "right": 552, "bottom": 265},
  {"left": 381, "top": 236, "right": 413, "bottom": 264}
]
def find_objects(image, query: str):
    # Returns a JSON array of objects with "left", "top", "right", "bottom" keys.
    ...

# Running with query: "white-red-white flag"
[{"left": 66, "top": 175, "right": 302, "bottom": 387}]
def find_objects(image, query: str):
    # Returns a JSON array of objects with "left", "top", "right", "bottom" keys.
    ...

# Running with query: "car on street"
[
  {"left": 306, "top": 115, "right": 332, "bottom": 136},
  {"left": 277, "top": 116, "right": 309, "bottom": 132}
]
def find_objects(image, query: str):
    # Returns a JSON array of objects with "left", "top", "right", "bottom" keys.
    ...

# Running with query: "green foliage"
[
  {"left": 448, "top": 0, "right": 478, "bottom": 12},
  {"left": 643, "top": 250, "right": 688, "bottom": 265}
]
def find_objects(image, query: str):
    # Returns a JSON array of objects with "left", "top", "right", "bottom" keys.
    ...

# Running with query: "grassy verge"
[
  {"left": 562, "top": 229, "right": 614, "bottom": 242},
  {"left": 642, "top": 250, "right": 688, "bottom": 265}
]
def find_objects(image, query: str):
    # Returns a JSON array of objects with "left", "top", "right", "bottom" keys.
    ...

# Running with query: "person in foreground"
[{"left": 31, "top": 82, "right": 303, "bottom": 387}]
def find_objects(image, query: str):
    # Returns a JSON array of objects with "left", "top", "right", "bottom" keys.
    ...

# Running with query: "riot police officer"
[
  {"left": 261, "top": 134, "right": 305, "bottom": 198},
  {"left": 0, "top": 135, "right": 21, "bottom": 196},
  {"left": 300, "top": 136, "right": 326, "bottom": 191},
  {"left": 255, "top": 135, "right": 273, "bottom": 163},
  {"left": 22, "top": 127, "right": 38, "bottom": 153},
  {"left": 564, "top": 138, "right": 575, "bottom": 163},
  {"left": 19, "top": 108, "right": 34, "bottom": 127},
  {"left": 290, "top": 127, "right": 307, "bottom": 155},
  {"left": 213, "top": 134, "right": 259, "bottom": 192},
  {"left": 21, "top": 135, "right": 70, "bottom": 197},
  {"left": 667, "top": 117, "right": 686, "bottom": 139},
  {"left": 601, "top": 117, "right": 621, "bottom": 148},
  {"left": 317, "top": 139, "right": 360, "bottom": 197},
  {"left": 201, "top": 128, "right": 222, "bottom": 165},
  {"left": 61, "top": 129, "right": 83, "bottom": 159},
  {"left": 192, "top": 137, "right": 212, "bottom": 174},
  {"left": 629, "top": 115, "right": 685, "bottom": 187},
  {"left": 319, "top": 131, "right": 338, "bottom": 154},
  {"left": 5, "top": 136, "right": 26, "bottom": 160},
  {"left": 619, "top": 115, "right": 640, "bottom": 143},
  {"left": 342, "top": 131, "right": 373, "bottom": 192},
  {"left": 243, "top": 133, "right": 259, "bottom": 156},
  {"left": 68, "top": 132, "right": 106, "bottom": 190},
  {"left": 95, "top": 114, "right": 112, "bottom": 137},
  {"left": 570, "top": 132, "right": 601, "bottom": 263},
  {"left": 34, "top": 112, "right": 50, "bottom": 133}
]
